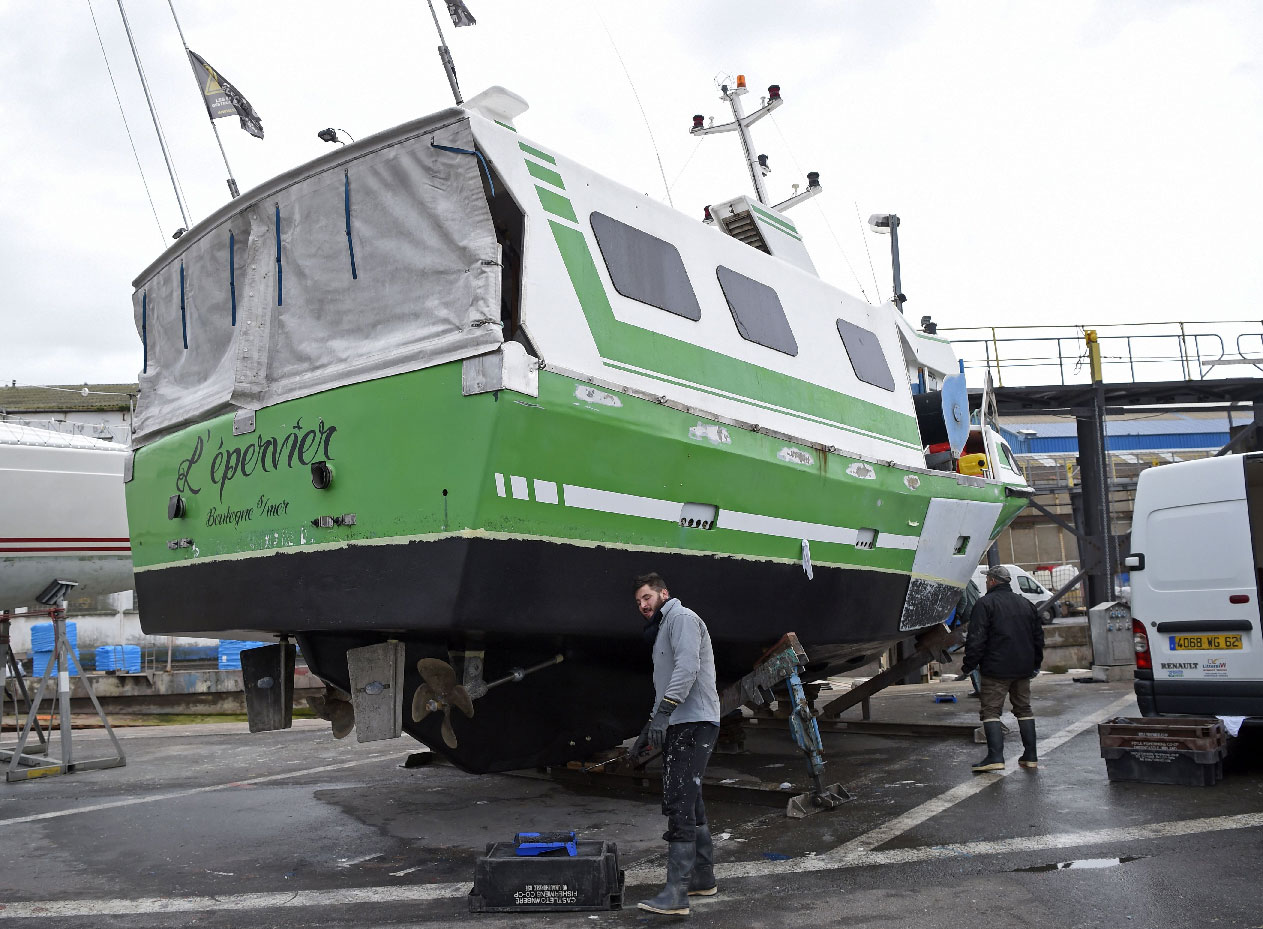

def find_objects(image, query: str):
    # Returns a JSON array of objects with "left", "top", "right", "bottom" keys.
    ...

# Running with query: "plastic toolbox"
[
  {"left": 469, "top": 839, "right": 623, "bottom": 913},
  {"left": 1101, "top": 745, "right": 1228, "bottom": 786},
  {"left": 1097, "top": 716, "right": 1227, "bottom": 753}
]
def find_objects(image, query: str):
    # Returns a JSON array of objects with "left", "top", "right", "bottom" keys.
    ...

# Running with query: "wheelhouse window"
[
  {"left": 835, "top": 318, "right": 895, "bottom": 391},
  {"left": 715, "top": 266, "right": 798, "bottom": 356},
  {"left": 589, "top": 212, "right": 701, "bottom": 320}
]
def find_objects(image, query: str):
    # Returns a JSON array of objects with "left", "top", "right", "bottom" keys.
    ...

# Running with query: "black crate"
[
  {"left": 1101, "top": 746, "right": 1227, "bottom": 786},
  {"left": 469, "top": 840, "right": 623, "bottom": 913}
]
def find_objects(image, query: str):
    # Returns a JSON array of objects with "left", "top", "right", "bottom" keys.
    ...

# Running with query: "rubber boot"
[
  {"left": 1018, "top": 717, "right": 1038, "bottom": 768},
  {"left": 638, "top": 841, "right": 697, "bottom": 915},
  {"left": 688, "top": 825, "right": 717, "bottom": 897},
  {"left": 971, "top": 720, "right": 1005, "bottom": 772}
]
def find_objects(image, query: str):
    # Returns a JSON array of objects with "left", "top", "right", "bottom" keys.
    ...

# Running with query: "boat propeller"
[
  {"left": 307, "top": 685, "right": 357, "bottom": 739},
  {"left": 411, "top": 658, "right": 475, "bottom": 748}
]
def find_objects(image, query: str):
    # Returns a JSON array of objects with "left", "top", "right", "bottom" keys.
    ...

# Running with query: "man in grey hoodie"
[{"left": 631, "top": 572, "right": 721, "bottom": 916}]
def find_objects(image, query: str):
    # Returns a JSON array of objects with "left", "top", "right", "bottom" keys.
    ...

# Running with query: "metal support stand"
[
  {"left": 722, "top": 633, "right": 849, "bottom": 818},
  {"left": 3, "top": 605, "right": 126, "bottom": 782},
  {"left": 0, "top": 614, "right": 48, "bottom": 759},
  {"left": 783, "top": 667, "right": 850, "bottom": 819}
]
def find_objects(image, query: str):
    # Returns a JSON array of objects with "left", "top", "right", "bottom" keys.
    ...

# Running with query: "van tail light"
[{"left": 1132, "top": 618, "right": 1152, "bottom": 670}]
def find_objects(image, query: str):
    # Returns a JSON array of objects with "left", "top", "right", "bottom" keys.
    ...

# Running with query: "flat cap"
[{"left": 985, "top": 565, "right": 1012, "bottom": 583}]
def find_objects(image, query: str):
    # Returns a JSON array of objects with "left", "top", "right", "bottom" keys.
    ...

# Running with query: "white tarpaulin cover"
[{"left": 131, "top": 115, "right": 502, "bottom": 444}]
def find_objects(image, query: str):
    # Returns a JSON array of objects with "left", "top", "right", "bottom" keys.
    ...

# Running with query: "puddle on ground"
[{"left": 1013, "top": 855, "right": 1147, "bottom": 873}]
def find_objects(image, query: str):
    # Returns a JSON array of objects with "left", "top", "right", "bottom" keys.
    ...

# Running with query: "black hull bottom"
[{"left": 138, "top": 535, "right": 936, "bottom": 772}]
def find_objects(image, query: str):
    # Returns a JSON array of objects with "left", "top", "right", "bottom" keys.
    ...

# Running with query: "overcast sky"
[{"left": 2, "top": 0, "right": 1260, "bottom": 389}]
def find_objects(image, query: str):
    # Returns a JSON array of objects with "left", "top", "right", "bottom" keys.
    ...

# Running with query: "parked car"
[
  {"left": 1126, "top": 453, "right": 1263, "bottom": 718},
  {"left": 971, "top": 564, "right": 1059, "bottom": 623}
]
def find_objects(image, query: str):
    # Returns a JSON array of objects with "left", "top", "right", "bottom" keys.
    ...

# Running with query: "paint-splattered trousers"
[
  {"left": 979, "top": 675, "right": 1033, "bottom": 722},
  {"left": 661, "top": 721, "right": 719, "bottom": 843}
]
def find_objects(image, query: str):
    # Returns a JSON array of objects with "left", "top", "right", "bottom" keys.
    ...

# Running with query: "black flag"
[
  {"left": 187, "top": 49, "right": 264, "bottom": 139},
  {"left": 445, "top": 0, "right": 475, "bottom": 26}
]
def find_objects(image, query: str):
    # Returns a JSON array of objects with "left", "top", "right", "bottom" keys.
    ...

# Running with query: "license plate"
[{"left": 1169, "top": 634, "right": 1244, "bottom": 650}]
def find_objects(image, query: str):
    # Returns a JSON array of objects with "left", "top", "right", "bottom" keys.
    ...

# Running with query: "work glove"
[
  {"left": 647, "top": 698, "right": 679, "bottom": 750},
  {"left": 631, "top": 720, "right": 651, "bottom": 759}
]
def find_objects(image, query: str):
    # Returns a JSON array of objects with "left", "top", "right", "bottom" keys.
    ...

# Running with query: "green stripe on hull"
[
  {"left": 535, "top": 186, "right": 578, "bottom": 222},
  {"left": 750, "top": 203, "right": 801, "bottom": 239},
  {"left": 518, "top": 141, "right": 556, "bottom": 164},
  {"left": 524, "top": 160, "right": 566, "bottom": 190},
  {"left": 125, "top": 364, "right": 1021, "bottom": 575}
]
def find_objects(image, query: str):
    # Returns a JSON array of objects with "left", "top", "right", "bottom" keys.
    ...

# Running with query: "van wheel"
[{"left": 1037, "top": 606, "right": 1055, "bottom": 624}]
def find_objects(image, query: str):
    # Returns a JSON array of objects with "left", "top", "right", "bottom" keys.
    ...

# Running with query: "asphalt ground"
[{"left": 1, "top": 675, "right": 1261, "bottom": 928}]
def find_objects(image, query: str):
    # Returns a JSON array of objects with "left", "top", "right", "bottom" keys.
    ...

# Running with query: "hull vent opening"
[
  {"left": 855, "top": 528, "right": 879, "bottom": 550},
  {"left": 720, "top": 210, "right": 770, "bottom": 254},
  {"left": 680, "top": 502, "right": 719, "bottom": 530}
]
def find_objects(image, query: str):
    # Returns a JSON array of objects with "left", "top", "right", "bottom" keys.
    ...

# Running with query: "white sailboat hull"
[{"left": 0, "top": 424, "right": 133, "bottom": 608}]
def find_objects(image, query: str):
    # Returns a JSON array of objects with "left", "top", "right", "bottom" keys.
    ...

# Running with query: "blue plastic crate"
[
  {"left": 95, "top": 645, "right": 142, "bottom": 673},
  {"left": 30, "top": 621, "right": 77, "bottom": 651},
  {"left": 31, "top": 648, "right": 79, "bottom": 676},
  {"left": 217, "top": 639, "right": 268, "bottom": 670}
]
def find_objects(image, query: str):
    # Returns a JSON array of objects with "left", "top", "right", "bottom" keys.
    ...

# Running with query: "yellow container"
[{"left": 957, "top": 453, "right": 988, "bottom": 476}]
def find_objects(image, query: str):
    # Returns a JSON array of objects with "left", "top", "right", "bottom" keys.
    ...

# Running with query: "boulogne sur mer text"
[
  {"left": 175, "top": 418, "right": 337, "bottom": 502},
  {"left": 205, "top": 495, "right": 290, "bottom": 528}
]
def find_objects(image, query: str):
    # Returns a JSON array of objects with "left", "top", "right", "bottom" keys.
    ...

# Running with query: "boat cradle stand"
[
  {"left": 1, "top": 613, "right": 48, "bottom": 761},
  {"left": 3, "top": 603, "right": 126, "bottom": 782},
  {"left": 720, "top": 633, "right": 851, "bottom": 817}
]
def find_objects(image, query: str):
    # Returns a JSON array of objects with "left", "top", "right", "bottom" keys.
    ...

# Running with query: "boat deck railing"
[{"left": 935, "top": 319, "right": 1263, "bottom": 387}]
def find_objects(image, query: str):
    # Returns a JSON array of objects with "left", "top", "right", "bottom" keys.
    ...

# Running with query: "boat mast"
[
  {"left": 690, "top": 75, "right": 783, "bottom": 206},
  {"left": 165, "top": 0, "right": 241, "bottom": 199},
  {"left": 115, "top": 0, "right": 191, "bottom": 229},
  {"left": 424, "top": 0, "right": 477, "bottom": 106}
]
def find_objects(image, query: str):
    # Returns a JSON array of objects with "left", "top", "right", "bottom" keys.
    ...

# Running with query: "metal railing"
[{"left": 935, "top": 320, "right": 1263, "bottom": 387}]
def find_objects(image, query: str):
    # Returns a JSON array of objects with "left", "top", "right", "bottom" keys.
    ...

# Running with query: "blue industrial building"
[{"left": 998, "top": 413, "right": 1250, "bottom": 456}]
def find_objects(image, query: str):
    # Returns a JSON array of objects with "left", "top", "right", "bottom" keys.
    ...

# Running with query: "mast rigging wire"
[
  {"left": 768, "top": 112, "right": 871, "bottom": 303},
  {"left": 116, "top": 0, "right": 192, "bottom": 228},
  {"left": 87, "top": 0, "right": 166, "bottom": 248},
  {"left": 667, "top": 138, "right": 704, "bottom": 194},
  {"left": 594, "top": 11, "right": 673, "bottom": 208},
  {"left": 855, "top": 199, "right": 883, "bottom": 303}
]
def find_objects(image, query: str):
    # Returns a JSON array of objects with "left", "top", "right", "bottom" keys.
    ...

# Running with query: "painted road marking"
[
  {"left": 828, "top": 691, "right": 1139, "bottom": 861},
  {"left": 0, "top": 750, "right": 404, "bottom": 828},
  {"left": 3, "top": 811, "right": 1261, "bottom": 918}
]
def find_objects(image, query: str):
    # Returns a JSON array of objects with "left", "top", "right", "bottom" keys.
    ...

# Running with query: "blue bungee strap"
[{"left": 430, "top": 142, "right": 494, "bottom": 197}]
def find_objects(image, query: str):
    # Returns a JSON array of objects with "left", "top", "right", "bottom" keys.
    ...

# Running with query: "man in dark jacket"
[{"left": 960, "top": 565, "right": 1045, "bottom": 772}]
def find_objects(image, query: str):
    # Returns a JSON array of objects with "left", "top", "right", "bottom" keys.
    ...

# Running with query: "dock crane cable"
[
  {"left": 87, "top": 0, "right": 166, "bottom": 248},
  {"left": 768, "top": 111, "right": 872, "bottom": 303}
]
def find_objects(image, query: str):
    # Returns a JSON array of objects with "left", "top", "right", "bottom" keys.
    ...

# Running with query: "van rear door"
[{"left": 1132, "top": 454, "right": 1263, "bottom": 715}]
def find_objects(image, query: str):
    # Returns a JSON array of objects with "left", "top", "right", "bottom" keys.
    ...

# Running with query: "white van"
[
  {"left": 971, "top": 564, "right": 1060, "bottom": 622},
  {"left": 1127, "top": 453, "right": 1263, "bottom": 718}
]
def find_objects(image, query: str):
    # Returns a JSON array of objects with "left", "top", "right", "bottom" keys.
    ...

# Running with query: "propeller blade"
[
  {"left": 450, "top": 684, "right": 474, "bottom": 719},
  {"left": 412, "top": 683, "right": 436, "bottom": 722},
  {"left": 330, "top": 699, "right": 355, "bottom": 739},
  {"left": 440, "top": 710, "right": 458, "bottom": 749},
  {"left": 417, "top": 658, "right": 459, "bottom": 696}
]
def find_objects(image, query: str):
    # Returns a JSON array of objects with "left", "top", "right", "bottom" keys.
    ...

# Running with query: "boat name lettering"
[
  {"left": 175, "top": 419, "right": 337, "bottom": 501},
  {"left": 175, "top": 435, "right": 205, "bottom": 495}
]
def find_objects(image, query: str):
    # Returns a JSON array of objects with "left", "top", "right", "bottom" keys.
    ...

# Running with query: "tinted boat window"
[
  {"left": 589, "top": 212, "right": 701, "bottom": 320},
  {"left": 835, "top": 318, "right": 895, "bottom": 390},
  {"left": 715, "top": 266, "right": 798, "bottom": 356}
]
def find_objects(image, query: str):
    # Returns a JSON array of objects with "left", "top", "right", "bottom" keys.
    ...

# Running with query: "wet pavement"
[{"left": 2, "top": 674, "right": 1261, "bottom": 928}]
